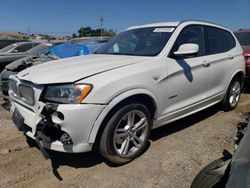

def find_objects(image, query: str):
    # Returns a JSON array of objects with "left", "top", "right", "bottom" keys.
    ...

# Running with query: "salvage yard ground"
[{"left": 1, "top": 92, "right": 250, "bottom": 188}]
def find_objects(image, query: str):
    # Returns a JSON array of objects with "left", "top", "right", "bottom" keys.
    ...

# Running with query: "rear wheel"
[
  {"left": 221, "top": 77, "right": 241, "bottom": 111},
  {"left": 99, "top": 103, "right": 151, "bottom": 165}
]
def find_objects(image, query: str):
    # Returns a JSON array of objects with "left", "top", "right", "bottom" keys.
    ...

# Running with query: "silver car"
[{"left": 8, "top": 20, "right": 245, "bottom": 164}]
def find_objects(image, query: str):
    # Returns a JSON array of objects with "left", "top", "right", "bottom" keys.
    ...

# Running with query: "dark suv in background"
[{"left": 234, "top": 30, "right": 250, "bottom": 79}]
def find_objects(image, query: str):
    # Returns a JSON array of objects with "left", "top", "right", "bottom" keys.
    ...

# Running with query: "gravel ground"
[{"left": 0, "top": 94, "right": 250, "bottom": 188}]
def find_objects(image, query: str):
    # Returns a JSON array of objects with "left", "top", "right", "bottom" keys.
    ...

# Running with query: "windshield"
[
  {"left": 27, "top": 43, "right": 52, "bottom": 55},
  {"left": 0, "top": 44, "right": 16, "bottom": 53},
  {"left": 96, "top": 27, "right": 174, "bottom": 56},
  {"left": 44, "top": 51, "right": 60, "bottom": 60},
  {"left": 234, "top": 32, "right": 250, "bottom": 46}
]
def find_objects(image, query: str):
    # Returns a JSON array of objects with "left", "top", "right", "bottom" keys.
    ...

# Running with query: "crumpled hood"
[
  {"left": 6, "top": 55, "right": 38, "bottom": 71},
  {"left": 6, "top": 55, "right": 53, "bottom": 71},
  {"left": 17, "top": 54, "right": 152, "bottom": 84}
]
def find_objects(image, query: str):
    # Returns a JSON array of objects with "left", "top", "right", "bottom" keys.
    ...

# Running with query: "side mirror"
[
  {"left": 11, "top": 49, "right": 18, "bottom": 53},
  {"left": 174, "top": 43, "right": 199, "bottom": 57}
]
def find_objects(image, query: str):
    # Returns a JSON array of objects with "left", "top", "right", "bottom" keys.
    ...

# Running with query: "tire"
[
  {"left": 191, "top": 157, "right": 231, "bottom": 188},
  {"left": 221, "top": 77, "right": 241, "bottom": 111},
  {"left": 99, "top": 103, "right": 152, "bottom": 165}
]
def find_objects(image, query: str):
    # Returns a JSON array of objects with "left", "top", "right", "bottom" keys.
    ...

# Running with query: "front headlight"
[{"left": 43, "top": 84, "right": 92, "bottom": 104}]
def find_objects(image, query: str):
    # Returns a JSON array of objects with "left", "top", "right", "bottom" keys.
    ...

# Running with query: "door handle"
[
  {"left": 202, "top": 60, "right": 210, "bottom": 67},
  {"left": 228, "top": 55, "right": 234, "bottom": 60}
]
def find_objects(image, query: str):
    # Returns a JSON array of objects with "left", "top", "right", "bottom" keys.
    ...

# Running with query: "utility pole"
[
  {"left": 27, "top": 27, "right": 30, "bottom": 36},
  {"left": 100, "top": 16, "right": 104, "bottom": 37}
]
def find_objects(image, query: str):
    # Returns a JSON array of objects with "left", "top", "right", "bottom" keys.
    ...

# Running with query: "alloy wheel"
[
  {"left": 113, "top": 110, "right": 149, "bottom": 157},
  {"left": 229, "top": 81, "right": 241, "bottom": 108}
]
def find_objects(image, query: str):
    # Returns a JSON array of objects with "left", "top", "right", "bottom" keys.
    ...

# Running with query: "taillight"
[{"left": 244, "top": 52, "right": 250, "bottom": 64}]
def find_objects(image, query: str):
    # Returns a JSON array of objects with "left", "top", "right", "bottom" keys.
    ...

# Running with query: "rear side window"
[
  {"left": 206, "top": 27, "right": 225, "bottom": 55},
  {"left": 14, "top": 43, "right": 38, "bottom": 52},
  {"left": 205, "top": 26, "right": 235, "bottom": 55},
  {"left": 224, "top": 31, "right": 236, "bottom": 51}
]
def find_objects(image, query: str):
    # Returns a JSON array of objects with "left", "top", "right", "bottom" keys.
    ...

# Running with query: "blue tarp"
[{"left": 46, "top": 42, "right": 104, "bottom": 59}]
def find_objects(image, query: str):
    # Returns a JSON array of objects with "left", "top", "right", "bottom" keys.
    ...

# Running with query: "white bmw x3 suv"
[{"left": 9, "top": 20, "right": 245, "bottom": 164}]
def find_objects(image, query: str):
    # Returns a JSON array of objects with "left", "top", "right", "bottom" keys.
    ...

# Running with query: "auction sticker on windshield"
[{"left": 153, "top": 28, "right": 175, "bottom": 32}]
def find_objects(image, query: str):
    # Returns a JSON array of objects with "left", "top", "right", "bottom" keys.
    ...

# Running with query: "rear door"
[{"left": 204, "top": 26, "right": 237, "bottom": 96}]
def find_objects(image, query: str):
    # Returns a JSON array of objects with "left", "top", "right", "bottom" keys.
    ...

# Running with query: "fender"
[
  {"left": 218, "top": 69, "right": 244, "bottom": 100},
  {"left": 227, "top": 69, "right": 245, "bottom": 88},
  {"left": 88, "top": 88, "right": 158, "bottom": 143}
]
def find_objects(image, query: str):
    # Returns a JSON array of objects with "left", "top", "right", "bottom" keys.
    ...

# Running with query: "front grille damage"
[
  {"left": 35, "top": 104, "right": 73, "bottom": 159},
  {"left": 9, "top": 79, "right": 35, "bottom": 106}
]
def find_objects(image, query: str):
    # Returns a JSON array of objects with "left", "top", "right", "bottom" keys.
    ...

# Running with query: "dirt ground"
[{"left": 0, "top": 93, "right": 250, "bottom": 188}]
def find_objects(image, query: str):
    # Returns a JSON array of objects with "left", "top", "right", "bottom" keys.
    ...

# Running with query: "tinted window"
[
  {"left": 0, "top": 39, "right": 28, "bottom": 49},
  {"left": 14, "top": 43, "right": 38, "bottom": 52},
  {"left": 96, "top": 27, "right": 174, "bottom": 56},
  {"left": 27, "top": 43, "right": 52, "bottom": 55},
  {"left": 206, "top": 27, "right": 225, "bottom": 55},
  {"left": 171, "top": 25, "right": 205, "bottom": 57},
  {"left": 0, "top": 42, "right": 15, "bottom": 50},
  {"left": 205, "top": 27, "right": 235, "bottom": 55},
  {"left": 224, "top": 31, "right": 236, "bottom": 51},
  {"left": 0, "top": 44, "right": 16, "bottom": 53}
]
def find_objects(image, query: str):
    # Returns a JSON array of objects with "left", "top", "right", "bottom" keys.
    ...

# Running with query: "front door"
[{"left": 160, "top": 25, "right": 211, "bottom": 122}]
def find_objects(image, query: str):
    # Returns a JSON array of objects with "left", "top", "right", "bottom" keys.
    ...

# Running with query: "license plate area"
[{"left": 12, "top": 109, "right": 31, "bottom": 133}]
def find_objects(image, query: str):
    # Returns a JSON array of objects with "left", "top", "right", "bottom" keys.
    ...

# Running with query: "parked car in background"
[
  {"left": 234, "top": 30, "right": 250, "bottom": 79},
  {"left": 0, "top": 40, "right": 107, "bottom": 100},
  {"left": 0, "top": 42, "right": 60, "bottom": 99},
  {"left": 8, "top": 20, "right": 244, "bottom": 164},
  {"left": 70, "top": 36, "right": 110, "bottom": 44},
  {"left": 0, "top": 41, "right": 39, "bottom": 53},
  {"left": 0, "top": 39, "right": 28, "bottom": 49},
  {"left": 0, "top": 42, "right": 40, "bottom": 71},
  {"left": 47, "top": 40, "right": 107, "bottom": 58}
]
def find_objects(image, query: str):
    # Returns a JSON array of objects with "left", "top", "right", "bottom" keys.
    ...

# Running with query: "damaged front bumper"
[
  {"left": 10, "top": 99, "right": 105, "bottom": 153},
  {"left": 0, "top": 69, "right": 16, "bottom": 99}
]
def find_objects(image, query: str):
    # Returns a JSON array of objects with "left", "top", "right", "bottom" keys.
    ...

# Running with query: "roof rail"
[{"left": 179, "top": 19, "right": 226, "bottom": 28}]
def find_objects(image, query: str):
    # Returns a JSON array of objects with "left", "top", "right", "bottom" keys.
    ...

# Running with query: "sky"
[{"left": 0, "top": 0, "right": 249, "bottom": 36}]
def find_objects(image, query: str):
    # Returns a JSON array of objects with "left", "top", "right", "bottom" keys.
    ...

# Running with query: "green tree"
[
  {"left": 72, "top": 33, "right": 77, "bottom": 38},
  {"left": 78, "top": 27, "right": 92, "bottom": 37},
  {"left": 74, "top": 26, "right": 116, "bottom": 38},
  {"left": 103, "top": 29, "right": 116, "bottom": 37}
]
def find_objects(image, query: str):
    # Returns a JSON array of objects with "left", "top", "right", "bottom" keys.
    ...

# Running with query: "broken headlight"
[{"left": 43, "top": 84, "right": 92, "bottom": 104}]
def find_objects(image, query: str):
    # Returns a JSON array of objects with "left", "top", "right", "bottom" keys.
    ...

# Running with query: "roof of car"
[
  {"left": 127, "top": 22, "right": 180, "bottom": 30},
  {"left": 234, "top": 29, "right": 250, "bottom": 33},
  {"left": 127, "top": 20, "right": 228, "bottom": 31}
]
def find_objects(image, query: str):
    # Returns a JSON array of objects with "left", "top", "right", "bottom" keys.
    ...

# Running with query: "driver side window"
[{"left": 171, "top": 25, "right": 205, "bottom": 57}]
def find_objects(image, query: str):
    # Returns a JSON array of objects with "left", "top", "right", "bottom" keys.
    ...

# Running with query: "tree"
[
  {"left": 103, "top": 29, "right": 116, "bottom": 37},
  {"left": 72, "top": 33, "right": 77, "bottom": 38},
  {"left": 74, "top": 26, "right": 116, "bottom": 38},
  {"left": 78, "top": 27, "right": 92, "bottom": 37}
]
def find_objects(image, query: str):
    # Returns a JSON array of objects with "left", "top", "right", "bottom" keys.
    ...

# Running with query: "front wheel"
[
  {"left": 99, "top": 103, "right": 151, "bottom": 165},
  {"left": 221, "top": 77, "right": 241, "bottom": 111}
]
